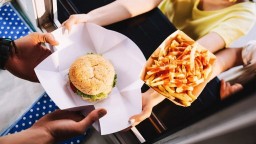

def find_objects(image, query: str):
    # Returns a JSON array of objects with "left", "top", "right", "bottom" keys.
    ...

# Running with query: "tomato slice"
[{"left": 69, "top": 82, "right": 77, "bottom": 93}]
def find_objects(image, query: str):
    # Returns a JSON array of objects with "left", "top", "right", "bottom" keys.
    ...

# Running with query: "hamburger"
[{"left": 69, "top": 53, "right": 117, "bottom": 102}]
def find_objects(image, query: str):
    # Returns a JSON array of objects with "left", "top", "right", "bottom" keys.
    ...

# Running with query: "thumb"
[
  {"left": 79, "top": 108, "right": 107, "bottom": 129},
  {"left": 129, "top": 106, "right": 152, "bottom": 126},
  {"left": 33, "top": 32, "right": 59, "bottom": 46},
  {"left": 41, "top": 33, "right": 59, "bottom": 46},
  {"left": 61, "top": 15, "right": 78, "bottom": 33},
  {"left": 62, "top": 19, "right": 75, "bottom": 32}
]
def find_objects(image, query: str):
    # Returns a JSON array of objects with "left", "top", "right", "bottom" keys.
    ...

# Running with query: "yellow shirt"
[{"left": 159, "top": 0, "right": 256, "bottom": 46}]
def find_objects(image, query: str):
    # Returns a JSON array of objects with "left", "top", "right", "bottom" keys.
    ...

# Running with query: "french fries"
[{"left": 141, "top": 30, "right": 216, "bottom": 107}]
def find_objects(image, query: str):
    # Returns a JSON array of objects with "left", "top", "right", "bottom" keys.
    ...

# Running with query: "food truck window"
[
  {"left": 56, "top": 0, "right": 256, "bottom": 143},
  {"left": 13, "top": 0, "right": 256, "bottom": 143}
]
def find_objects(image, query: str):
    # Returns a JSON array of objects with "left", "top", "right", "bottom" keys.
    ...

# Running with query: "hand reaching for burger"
[
  {"left": 5, "top": 32, "right": 59, "bottom": 82},
  {"left": 0, "top": 109, "right": 107, "bottom": 144},
  {"left": 31, "top": 109, "right": 107, "bottom": 143}
]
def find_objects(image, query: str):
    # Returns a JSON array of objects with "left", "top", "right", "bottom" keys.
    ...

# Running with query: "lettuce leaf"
[{"left": 76, "top": 89, "right": 107, "bottom": 101}]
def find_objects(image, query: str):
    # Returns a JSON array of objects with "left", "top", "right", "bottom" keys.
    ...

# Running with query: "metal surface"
[
  {"left": 16, "top": 0, "right": 59, "bottom": 33},
  {"left": 154, "top": 92, "right": 256, "bottom": 144},
  {"left": 34, "top": 0, "right": 59, "bottom": 32}
]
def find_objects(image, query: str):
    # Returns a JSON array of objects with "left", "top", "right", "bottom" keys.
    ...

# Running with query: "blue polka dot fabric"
[
  {"left": 0, "top": 3, "right": 31, "bottom": 40},
  {"left": 1, "top": 93, "right": 87, "bottom": 144},
  {"left": 1, "top": 93, "right": 59, "bottom": 134},
  {"left": 0, "top": 3, "right": 88, "bottom": 143}
]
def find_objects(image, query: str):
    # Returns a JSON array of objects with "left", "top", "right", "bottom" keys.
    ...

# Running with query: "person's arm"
[
  {"left": 0, "top": 128, "right": 52, "bottom": 144},
  {"left": 0, "top": 109, "right": 107, "bottom": 144},
  {"left": 197, "top": 32, "right": 226, "bottom": 53},
  {"left": 210, "top": 47, "right": 243, "bottom": 80},
  {"left": 62, "top": 0, "right": 162, "bottom": 31},
  {"left": 197, "top": 31, "right": 244, "bottom": 79}
]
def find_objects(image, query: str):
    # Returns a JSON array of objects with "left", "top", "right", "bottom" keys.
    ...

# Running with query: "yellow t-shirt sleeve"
[{"left": 210, "top": 9, "right": 256, "bottom": 47}]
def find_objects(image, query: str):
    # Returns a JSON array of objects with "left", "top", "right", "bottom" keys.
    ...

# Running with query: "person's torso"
[{"left": 159, "top": 0, "right": 256, "bottom": 45}]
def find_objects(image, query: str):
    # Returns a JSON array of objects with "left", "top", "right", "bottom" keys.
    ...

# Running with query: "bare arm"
[
  {"left": 63, "top": 0, "right": 162, "bottom": 30},
  {"left": 0, "top": 109, "right": 106, "bottom": 144},
  {"left": 0, "top": 129, "right": 53, "bottom": 144},
  {"left": 210, "top": 47, "right": 243, "bottom": 80},
  {"left": 197, "top": 32, "right": 244, "bottom": 79},
  {"left": 87, "top": 0, "right": 162, "bottom": 25},
  {"left": 197, "top": 32, "right": 226, "bottom": 53}
]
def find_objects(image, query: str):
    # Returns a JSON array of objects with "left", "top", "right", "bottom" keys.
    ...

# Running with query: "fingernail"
[
  {"left": 129, "top": 119, "right": 135, "bottom": 125},
  {"left": 98, "top": 109, "right": 107, "bottom": 118}
]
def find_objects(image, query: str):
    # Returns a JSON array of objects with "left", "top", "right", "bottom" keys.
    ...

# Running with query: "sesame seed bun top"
[{"left": 69, "top": 54, "right": 115, "bottom": 96}]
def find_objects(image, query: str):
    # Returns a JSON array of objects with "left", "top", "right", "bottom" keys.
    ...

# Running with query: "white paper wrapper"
[{"left": 35, "top": 23, "right": 146, "bottom": 135}]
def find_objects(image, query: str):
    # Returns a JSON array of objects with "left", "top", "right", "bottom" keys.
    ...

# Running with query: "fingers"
[
  {"left": 62, "top": 19, "right": 75, "bottom": 32},
  {"left": 40, "top": 33, "right": 59, "bottom": 46},
  {"left": 231, "top": 83, "right": 243, "bottom": 92},
  {"left": 220, "top": 80, "right": 226, "bottom": 93},
  {"left": 32, "top": 32, "right": 59, "bottom": 46},
  {"left": 43, "top": 33, "right": 59, "bottom": 46},
  {"left": 129, "top": 106, "right": 152, "bottom": 127},
  {"left": 220, "top": 79, "right": 229, "bottom": 99},
  {"left": 62, "top": 15, "right": 78, "bottom": 32},
  {"left": 220, "top": 79, "right": 243, "bottom": 99},
  {"left": 44, "top": 110, "right": 84, "bottom": 121},
  {"left": 62, "top": 14, "right": 88, "bottom": 32},
  {"left": 79, "top": 108, "right": 107, "bottom": 130}
]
